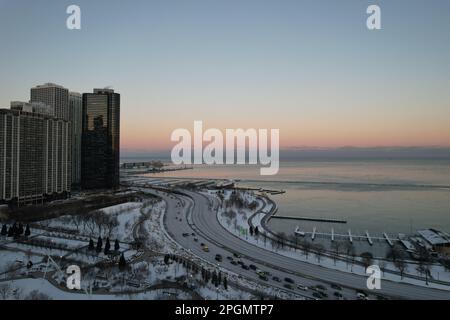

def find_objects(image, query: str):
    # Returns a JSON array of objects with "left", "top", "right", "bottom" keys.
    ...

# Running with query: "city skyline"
[
  {"left": 1, "top": 0, "right": 450, "bottom": 152},
  {"left": 0, "top": 82, "right": 120, "bottom": 204}
]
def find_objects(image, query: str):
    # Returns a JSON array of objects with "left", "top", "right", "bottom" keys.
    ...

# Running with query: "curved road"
[{"left": 142, "top": 186, "right": 450, "bottom": 300}]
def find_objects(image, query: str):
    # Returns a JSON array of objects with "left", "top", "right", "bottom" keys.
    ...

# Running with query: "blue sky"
[{"left": 1, "top": 0, "right": 450, "bottom": 150}]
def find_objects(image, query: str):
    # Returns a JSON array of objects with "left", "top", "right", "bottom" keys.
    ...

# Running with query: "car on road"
[
  {"left": 230, "top": 260, "right": 238, "bottom": 265},
  {"left": 193, "top": 237, "right": 199, "bottom": 242},
  {"left": 356, "top": 293, "right": 368, "bottom": 300},
  {"left": 226, "top": 256, "right": 233, "bottom": 261},
  {"left": 202, "top": 245, "right": 210, "bottom": 252},
  {"left": 256, "top": 270, "right": 266, "bottom": 277},
  {"left": 272, "top": 276, "right": 281, "bottom": 282},
  {"left": 259, "top": 275, "right": 268, "bottom": 281},
  {"left": 283, "top": 284, "right": 293, "bottom": 290},
  {"left": 312, "top": 292, "right": 322, "bottom": 299},
  {"left": 215, "top": 254, "right": 222, "bottom": 262},
  {"left": 241, "top": 264, "right": 250, "bottom": 270},
  {"left": 249, "top": 264, "right": 257, "bottom": 270},
  {"left": 284, "top": 277, "right": 294, "bottom": 284},
  {"left": 318, "top": 291, "right": 328, "bottom": 298},
  {"left": 182, "top": 233, "right": 190, "bottom": 237},
  {"left": 200, "top": 243, "right": 205, "bottom": 247},
  {"left": 333, "top": 292, "right": 343, "bottom": 298},
  {"left": 191, "top": 233, "right": 195, "bottom": 236},
  {"left": 316, "top": 285, "right": 327, "bottom": 291},
  {"left": 297, "top": 285, "right": 308, "bottom": 291},
  {"left": 331, "top": 284, "right": 342, "bottom": 291},
  {"left": 233, "top": 253, "right": 241, "bottom": 258}
]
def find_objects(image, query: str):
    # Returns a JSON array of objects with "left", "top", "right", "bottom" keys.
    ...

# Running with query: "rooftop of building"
[
  {"left": 417, "top": 229, "right": 450, "bottom": 246},
  {"left": 32, "top": 83, "right": 67, "bottom": 89},
  {"left": 93, "top": 88, "right": 115, "bottom": 94},
  {"left": 0, "top": 108, "right": 67, "bottom": 121}
]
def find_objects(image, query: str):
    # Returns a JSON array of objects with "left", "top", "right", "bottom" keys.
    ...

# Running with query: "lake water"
[{"left": 130, "top": 159, "right": 450, "bottom": 236}]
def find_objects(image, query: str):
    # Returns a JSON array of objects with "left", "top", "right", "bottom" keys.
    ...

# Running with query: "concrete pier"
[
  {"left": 383, "top": 232, "right": 393, "bottom": 246},
  {"left": 365, "top": 230, "right": 373, "bottom": 245}
]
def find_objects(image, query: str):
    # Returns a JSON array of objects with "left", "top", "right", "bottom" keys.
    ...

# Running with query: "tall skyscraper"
[
  {"left": 69, "top": 92, "right": 82, "bottom": 187},
  {"left": 30, "top": 83, "right": 69, "bottom": 121},
  {"left": 81, "top": 88, "right": 120, "bottom": 190},
  {"left": 0, "top": 108, "right": 71, "bottom": 205}
]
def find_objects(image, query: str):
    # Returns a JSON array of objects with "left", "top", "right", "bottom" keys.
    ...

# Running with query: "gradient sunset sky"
[{"left": 1, "top": 0, "right": 450, "bottom": 151}]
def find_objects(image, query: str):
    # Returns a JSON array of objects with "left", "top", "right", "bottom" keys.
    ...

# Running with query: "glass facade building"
[
  {"left": 69, "top": 92, "right": 82, "bottom": 187},
  {"left": 81, "top": 89, "right": 120, "bottom": 190}
]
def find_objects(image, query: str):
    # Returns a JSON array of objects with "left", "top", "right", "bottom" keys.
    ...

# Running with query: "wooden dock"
[
  {"left": 294, "top": 226, "right": 396, "bottom": 246},
  {"left": 271, "top": 216, "right": 347, "bottom": 224}
]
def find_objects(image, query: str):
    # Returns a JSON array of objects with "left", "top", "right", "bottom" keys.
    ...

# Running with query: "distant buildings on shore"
[{"left": 0, "top": 83, "right": 120, "bottom": 206}]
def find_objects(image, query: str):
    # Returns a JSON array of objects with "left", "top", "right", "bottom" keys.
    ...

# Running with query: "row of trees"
[
  {"left": 87, "top": 237, "right": 127, "bottom": 271},
  {"left": 202, "top": 269, "right": 227, "bottom": 289},
  {"left": 249, "top": 226, "right": 260, "bottom": 237},
  {"left": 88, "top": 237, "right": 121, "bottom": 256},
  {"left": 0, "top": 223, "right": 31, "bottom": 239},
  {"left": 222, "top": 190, "right": 257, "bottom": 211},
  {"left": 271, "top": 231, "right": 433, "bottom": 282},
  {"left": 164, "top": 254, "right": 228, "bottom": 290},
  {"left": 65, "top": 210, "right": 120, "bottom": 238}
]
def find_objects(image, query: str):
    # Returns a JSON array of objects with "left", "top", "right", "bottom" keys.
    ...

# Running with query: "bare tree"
[
  {"left": 331, "top": 241, "right": 343, "bottom": 265},
  {"left": 343, "top": 241, "right": 354, "bottom": 256},
  {"left": 344, "top": 243, "right": 356, "bottom": 271},
  {"left": 314, "top": 244, "right": 325, "bottom": 264},
  {"left": 416, "top": 246, "right": 432, "bottom": 285},
  {"left": 288, "top": 235, "right": 298, "bottom": 251},
  {"left": 301, "top": 240, "right": 312, "bottom": 260},
  {"left": 105, "top": 215, "right": 119, "bottom": 238},
  {"left": 277, "top": 232, "right": 287, "bottom": 249},
  {"left": 0, "top": 284, "right": 11, "bottom": 300},
  {"left": 97, "top": 212, "right": 111, "bottom": 237},
  {"left": 387, "top": 244, "right": 406, "bottom": 262},
  {"left": 71, "top": 215, "right": 83, "bottom": 233},
  {"left": 361, "top": 252, "right": 373, "bottom": 269},
  {"left": 84, "top": 214, "right": 97, "bottom": 236},
  {"left": 25, "top": 290, "right": 52, "bottom": 300},
  {"left": 12, "top": 287, "right": 22, "bottom": 300},
  {"left": 394, "top": 259, "right": 407, "bottom": 279},
  {"left": 379, "top": 260, "right": 387, "bottom": 276}
]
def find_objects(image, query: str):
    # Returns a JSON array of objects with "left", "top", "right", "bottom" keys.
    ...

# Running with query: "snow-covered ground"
[
  {"left": 37, "top": 202, "right": 142, "bottom": 242},
  {"left": 0, "top": 278, "right": 192, "bottom": 300},
  {"left": 101, "top": 202, "right": 142, "bottom": 242},
  {"left": 0, "top": 250, "right": 43, "bottom": 276}
]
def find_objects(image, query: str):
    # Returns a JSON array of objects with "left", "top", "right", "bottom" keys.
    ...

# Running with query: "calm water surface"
[{"left": 131, "top": 160, "right": 450, "bottom": 236}]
